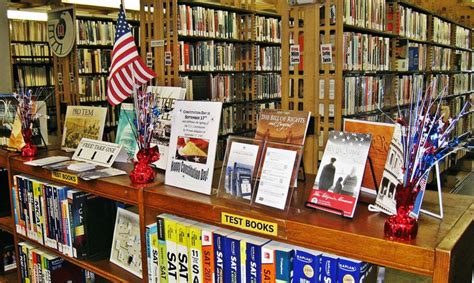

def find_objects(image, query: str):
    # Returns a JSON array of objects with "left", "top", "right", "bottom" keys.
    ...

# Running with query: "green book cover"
[{"left": 115, "top": 103, "right": 137, "bottom": 159}]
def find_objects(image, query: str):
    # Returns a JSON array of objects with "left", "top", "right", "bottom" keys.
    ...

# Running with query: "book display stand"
[{"left": 217, "top": 136, "right": 304, "bottom": 215}]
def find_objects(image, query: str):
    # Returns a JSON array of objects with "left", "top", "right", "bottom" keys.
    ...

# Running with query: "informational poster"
[{"left": 165, "top": 101, "right": 222, "bottom": 195}]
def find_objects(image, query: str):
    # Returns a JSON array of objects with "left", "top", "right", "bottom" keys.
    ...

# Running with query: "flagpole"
[{"left": 121, "top": 0, "right": 126, "bottom": 13}]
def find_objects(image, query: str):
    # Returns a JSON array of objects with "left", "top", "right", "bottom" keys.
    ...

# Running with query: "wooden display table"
[{"left": 4, "top": 151, "right": 474, "bottom": 282}]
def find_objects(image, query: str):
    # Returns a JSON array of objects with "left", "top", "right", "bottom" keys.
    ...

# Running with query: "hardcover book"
[
  {"left": 61, "top": 106, "right": 107, "bottom": 152},
  {"left": 146, "top": 86, "right": 187, "bottom": 169},
  {"left": 165, "top": 101, "right": 222, "bottom": 195},
  {"left": 115, "top": 103, "right": 138, "bottom": 160},
  {"left": 306, "top": 131, "right": 372, "bottom": 218},
  {"left": 344, "top": 119, "right": 395, "bottom": 203},
  {"left": 293, "top": 248, "right": 321, "bottom": 283}
]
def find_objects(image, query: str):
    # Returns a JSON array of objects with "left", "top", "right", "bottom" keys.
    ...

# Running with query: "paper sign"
[
  {"left": 165, "top": 51, "right": 172, "bottom": 66},
  {"left": 221, "top": 212, "right": 277, "bottom": 236},
  {"left": 320, "top": 44, "right": 333, "bottom": 64},
  {"left": 72, "top": 138, "right": 129, "bottom": 167},
  {"left": 290, "top": 45, "right": 300, "bottom": 65}
]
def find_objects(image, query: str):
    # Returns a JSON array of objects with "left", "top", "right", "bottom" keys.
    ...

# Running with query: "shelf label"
[
  {"left": 52, "top": 171, "right": 78, "bottom": 184},
  {"left": 221, "top": 212, "right": 277, "bottom": 236}
]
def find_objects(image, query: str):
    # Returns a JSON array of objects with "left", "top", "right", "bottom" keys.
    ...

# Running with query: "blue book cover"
[
  {"left": 244, "top": 234, "right": 270, "bottom": 283},
  {"left": 274, "top": 243, "right": 294, "bottom": 283},
  {"left": 293, "top": 248, "right": 321, "bottom": 283},
  {"left": 213, "top": 229, "right": 234, "bottom": 283},
  {"left": 224, "top": 233, "right": 242, "bottom": 283},
  {"left": 408, "top": 46, "right": 419, "bottom": 71},
  {"left": 337, "top": 257, "right": 370, "bottom": 283},
  {"left": 321, "top": 253, "right": 338, "bottom": 283},
  {"left": 11, "top": 186, "right": 18, "bottom": 226}
]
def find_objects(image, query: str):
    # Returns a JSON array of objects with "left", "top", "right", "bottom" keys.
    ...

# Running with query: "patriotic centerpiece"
[
  {"left": 384, "top": 80, "right": 472, "bottom": 240},
  {"left": 107, "top": 5, "right": 158, "bottom": 184}
]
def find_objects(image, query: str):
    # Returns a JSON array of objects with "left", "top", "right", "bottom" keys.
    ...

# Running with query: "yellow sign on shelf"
[
  {"left": 51, "top": 171, "right": 78, "bottom": 184},
  {"left": 221, "top": 212, "right": 278, "bottom": 236}
]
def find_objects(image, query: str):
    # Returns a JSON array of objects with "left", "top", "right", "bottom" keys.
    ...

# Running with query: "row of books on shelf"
[
  {"left": 343, "top": 0, "right": 386, "bottom": 31},
  {"left": 343, "top": 76, "right": 387, "bottom": 116},
  {"left": 77, "top": 48, "right": 111, "bottom": 74},
  {"left": 388, "top": 4, "right": 428, "bottom": 41},
  {"left": 455, "top": 26, "right": 471, "bottom": 49},
  {"left": 12, "top": 174, "right": 117, "bottom": 261},
  {"left": 178, "top": 5, "right": 240, "bottom": 40},
  {"left": 76, "top": 18, "right": 139, "bottom": 46},
  {"left": 220, "top": 101, "right": 278, "bottom": 136},
  {"left": 10, "top": 20, "right": 47, "bottom": 42},
  {"left": 78, "top": 76, "right": 107, "bottom": 102},
  {"left": 453, "top": 73, "right": 473, "bottom": 95},
  {"left": 254, "top": 16, "right": 281, "bottom": 43},
  {"left": 432, "top": 17, "right": 451, "bottom": 45},
  {"left": 343, "top": 32, "right": 390, "bottom": 71},
  {"left": 17, "top": 242, "right": 98, "bottom": 283},
  {"left": 146, "top": 213, "right": 377, "bottom": 283},
  {"left": 395, "top": 42, "right": 427, "bottom": 71},
  {"left": 15, "top": 67, "right": 54, "bottom": 87},
  {"left": 397, "top": 74, "right": 424, "bottom": 105},
  {"left": 453, "top": 51, "right": 470, "bottom": 72},
  {"left": 180, "top": 74, "right": 281, "bottom": 102},
  {"left": 431, "top": 46, "right": 452, "bottom": 71},
  {"left": 255, "top": 46, "right": 281, "bottom": 71},
  {"left": 179, "top": 41, "right": 238, "bottom": 72},
  {"left": 11, "top": 43, "right": 51, "bottom": 58}
]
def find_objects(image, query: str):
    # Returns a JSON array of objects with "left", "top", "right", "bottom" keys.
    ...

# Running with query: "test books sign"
[{"left": 165, "top": 101, "right": 222, "bottom": 195}]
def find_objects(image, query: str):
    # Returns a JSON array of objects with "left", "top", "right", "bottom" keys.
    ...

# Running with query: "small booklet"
[
  {"left": 306, "top": 131, "right": 372, "bottom": 218},
  {"left": 24, "top": 156, "right": 71, "bottom": 167},
  {"left": 78, "top": 168, "right": 127, "bottom": 181}
]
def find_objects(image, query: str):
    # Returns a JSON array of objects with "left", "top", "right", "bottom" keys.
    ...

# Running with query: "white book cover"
[
  {"left": 147, "top": 86, "right": 187, "bottom": 170},
  {"left": 165, "top": 101, "right": 222, "bottom": 195}
]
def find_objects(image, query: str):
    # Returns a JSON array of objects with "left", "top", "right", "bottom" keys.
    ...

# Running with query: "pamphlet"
[
  {"left": 224, "top": 141, "right": 261, "bottom": 200},
  {"left": 115, "top": 103, "right": 137, "bottom": 160},
  {"left": 165, "top": 101, "right": 222, "bottom": 195},
  {"left": 61, "top": 106, "right": 107, "bottom": 151},
  {"left": 24, "top": 156, "right": 70, "bottom": 167},
  {"left": 78, "top": 167, "right": 127, "bottom": 180},
  {"left": 344, "top": 119, "right": 395, "bottom": 203},
  {"left": 306, "top": 131, "right": 371, "bottom": 218},
  {"left": 147, "top": 86, "right": 187, "bottom": 169},
  {"left": 255, "top": 147, "right": 297, "bottom": 210}
]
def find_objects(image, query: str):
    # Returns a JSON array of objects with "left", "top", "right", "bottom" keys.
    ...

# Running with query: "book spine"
[
  {"left": 201, "top": 228, "right": 215, "bottom": 283},
  {"left": 157, "top": 216, "right": 168, "bottom": 283},
  {"left": 225, "top": 237, "right": 240, "bottom": 283},
  {"left": 189, "top": 225, "right": 202, "bottom": 283},
  {"left": 275, "top": 249, "right": 293, "bottom": 283},
  {"left": 165, "top": 218, "right": 179, "bottom": 283},
  {"left": 321, "top": 255, "right": 337, "bottom": 283},
  {"left": 247, "top": 242, "right": 262, "bottom": 283},
  {"left": 176, "top": 222, "right": 190, "bottom": 283},
  {"left": 294, "top": 250, "right": 320, "bottom": 283},
  {"left": 32, "top": 181, "right": 44, "bottom": 244},
  {"left": 261, "top": 247, "right": 275, "bottom": 283},
  {"left": 213, "top": 232, "right": 225, "bottom": 283},
  {"left": 150, "top": 225, "right": 159, "bottom": 283},
  {"left": 73, "top": 193, "right": 88, "bottom": 259},
  {"left": 26, "top": 178, "right": 34, "bottom": 240},
  {"left": 53, "top": 187, "right": 62, "bottom": 253},
  {"left": 146, "top": 226, "right": 152, "bottom": 283}
]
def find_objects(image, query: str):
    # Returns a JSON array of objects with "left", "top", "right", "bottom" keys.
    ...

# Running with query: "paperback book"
[
  {"left": 306, "top": 131, "right": 371, "bottom": 217},
  {"left": 147, "top": 86, "right": 187, "bottom": 169},
  {"left": 61, "top": 106, "right": 107, "bottom": 151},
  {"left": 165, "top": 101, "right": 222, "bottom": 195},
  {"left": 344, "top": 119, "right": 395, "bottom": 203}
]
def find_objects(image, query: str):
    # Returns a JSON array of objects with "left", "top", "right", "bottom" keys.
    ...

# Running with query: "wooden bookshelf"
[{"left": 0, "top": 216, "right": 14, "bottom": 234}]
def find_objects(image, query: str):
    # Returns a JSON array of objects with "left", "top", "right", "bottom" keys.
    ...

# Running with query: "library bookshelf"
[
  {"left": 1, "top": 148, "right": 473, "bottom": 282},
  {"left": 281, "top": 0, "right": 474, "bottom": 174}
]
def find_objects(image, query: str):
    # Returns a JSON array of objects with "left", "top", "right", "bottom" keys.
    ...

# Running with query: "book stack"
[
  {"left": 432, "top": 17, "right": 451, "bottom": 45},
  {"left": 343, "top": 0, "right": 386, "bottom": 31},
  {"left": 453, "top": 74, "right": 470, "bottom": 95},
  {"left": 431, "top": 47, "right": 452, "bottom": 71},
  {"left": 78, "top": 76, "right": 107, "bottom": 102},
  {"left": 397, "top": 75, "right": 424, "bottom": 105},
  {"left": 12, "top": 175, "right": 116, "bottom": 260},
  {"left": 10, "top": 20, "right": 47, "bottom": 42},
  {"left": 255, "top": 16, "right": 281, "bottom": 43},
  {"left": 76, "top": 19, "right": 116, "bottom": 46},
  {"left": 177, "top": 5, "right": 239, "bottom": 39},
  {"left": 388, "top": 5, "right": 428, "bottom": 41},
  {"left": 255, "top": 46, "right": 281, "bottom": 71},
  {"left": 343, "top": 32, "right": 390, "bottom": 71},
  {"left": 77, "top": 49, "right": 111, "bottom": 74},
  {"left": 17, "top": 242, "right": 97, "bottom": 282},
  {"left": 146, "top": 213, "right": 377, "bottom": 283},
  {"left": 343, "top": 76, "right": 387, "bottom": 115},
  {"left": 179, "top": 41, "right": 237, "bottom": 71},
  {"left": 455, "top": 26, "right": 470, "bottom": 49}
]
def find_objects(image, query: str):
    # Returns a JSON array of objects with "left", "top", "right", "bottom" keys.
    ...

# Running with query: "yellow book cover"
[{"left": 189, "top": 224, "right": 203, "bottom": 283}]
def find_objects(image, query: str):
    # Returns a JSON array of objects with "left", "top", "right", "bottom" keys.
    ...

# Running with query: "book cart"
[{"left": 0, "top": 148, "right": 472, "bottom": 282}]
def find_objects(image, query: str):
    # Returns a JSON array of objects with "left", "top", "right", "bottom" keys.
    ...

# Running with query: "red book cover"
[
  {"left": 184, "top": 43, "right": 190, "bottom": 71},
  {"left": 306, "top": 131, "right": 372, "bottom": 218},
  {"left": 298, "top": 32, "right": 304, "bottom": 71}
]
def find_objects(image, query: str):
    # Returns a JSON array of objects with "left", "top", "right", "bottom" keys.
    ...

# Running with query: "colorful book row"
[
  {"left": 146, "top": 213, "right": 377, "bottom": 283},
  {"left": 343, "top": 32, "right": 390, "bottom": 71}
]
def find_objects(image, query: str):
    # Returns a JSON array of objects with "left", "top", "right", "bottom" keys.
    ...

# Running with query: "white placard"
[
  {"left": 320, "top": 43, "right": 333, "bottom": 64},
  {"left": 255, "top": 147, "right": 297, "bottom": 210},
  {"left": 165, "top": 101, "right": 222, "bottom": 195},
  {"left": 72, "top": 138, "right": 129, "bottom": 167},
  {"left": 290, "top": 45, "right": 300, "bottom": 65}
]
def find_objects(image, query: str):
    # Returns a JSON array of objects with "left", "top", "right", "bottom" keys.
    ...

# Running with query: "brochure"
[
  {"left": 115, "top": 103, "right": 137, "bottom": 160},
  {"left": 306, "top": 131, "right": 371, "bottom": 217},
  {"left": 147, "top": 86, "right": 187, "bottom": 169},
  {"left": 165, "top": 101, "right": 222, "bottom": 195},
  {"left": 61, "top": 106, "right": 107, "bottom": 151}
]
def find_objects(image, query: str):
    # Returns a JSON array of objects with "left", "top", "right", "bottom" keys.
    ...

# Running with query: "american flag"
[{"left": 107, "top": 6, "right": 156, "bottom": 106}]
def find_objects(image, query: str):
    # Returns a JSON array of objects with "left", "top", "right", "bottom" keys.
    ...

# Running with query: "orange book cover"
[
  {"left": 201, "top": 227, "right": 215, "bottom": 283},
  {"left": 344, "top": 119, "right": 395, "bottom": 203}
]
